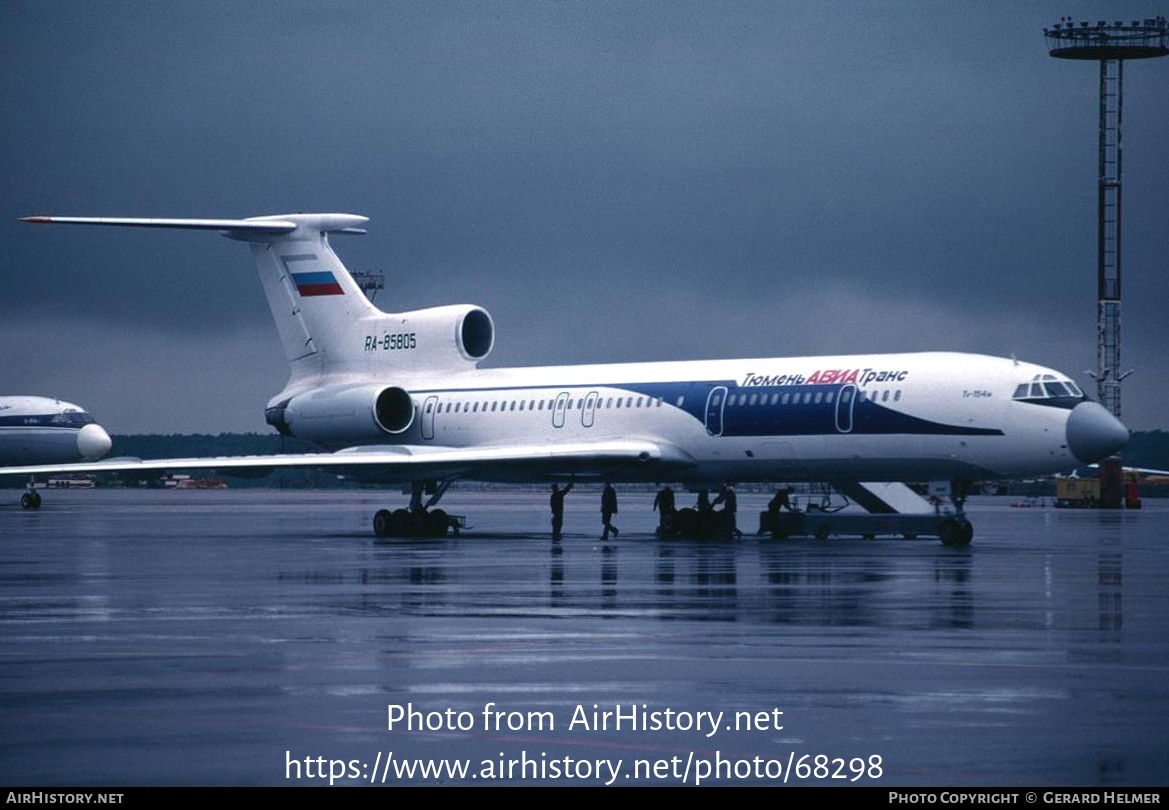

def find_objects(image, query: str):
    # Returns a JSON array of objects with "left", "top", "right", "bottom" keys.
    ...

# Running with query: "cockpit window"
[
  {"left": 50, "top": 410, "right": 95, "bottom": 427},
  {"left": 1014, "top": 374, "right": 1086, "bottom": 404}
]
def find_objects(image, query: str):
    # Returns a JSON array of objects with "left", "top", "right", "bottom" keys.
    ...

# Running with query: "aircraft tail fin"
[
  {"left": 22, "top": 213, "right": 494, "bottom": 413},
  {"left": 22, "top": 213, "right": 383, "bottom": 385}
]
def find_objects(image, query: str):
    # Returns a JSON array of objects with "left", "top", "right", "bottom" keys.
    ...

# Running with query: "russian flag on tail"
[{"left": 291, "top": 271, "right": 344, "bottom": 297}]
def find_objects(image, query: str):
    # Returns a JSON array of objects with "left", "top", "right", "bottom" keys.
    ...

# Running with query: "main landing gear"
[
  {"left": 20, "top": 479, "right": 42, "bottom": 510},
  {"left": 657, "top": 508, "right": 739, "bottom": 540},
  {"left": 372, "top": 481, "right": 462, "bottom": 538}
]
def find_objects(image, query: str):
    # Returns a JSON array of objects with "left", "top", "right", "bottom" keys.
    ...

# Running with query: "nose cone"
[
  {"left": 77, "top": 422, "right": 113, "bottom": 461},
  {"left": 1067, "top": 401, "right": 1129, "bottom": 464}
]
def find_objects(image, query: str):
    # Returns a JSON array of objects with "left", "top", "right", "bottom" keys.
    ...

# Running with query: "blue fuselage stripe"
[{"left": 411, "top": 380, "right": 1004, "bottom": 438}]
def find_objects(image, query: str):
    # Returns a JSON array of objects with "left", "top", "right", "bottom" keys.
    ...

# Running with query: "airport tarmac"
[{"left": 1, "top": 488, "right": 1166, "bottom": 787}]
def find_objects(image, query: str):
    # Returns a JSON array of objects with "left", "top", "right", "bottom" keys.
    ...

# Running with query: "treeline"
[
  {"left": 111, "top": 433, "right": 315, "bottom": 459},
  {"left": 1122, "top": 430, "right": 1169, "bottom": 473},
  {"left": 107, "top": 433, "right": 353, "bottom": 489}
]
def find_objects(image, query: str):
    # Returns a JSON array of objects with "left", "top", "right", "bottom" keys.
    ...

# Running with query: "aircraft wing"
[
  {"left": 0, "top": 439, "right": 695, "bottom": 483},
  {"left": 1070, "top": 462, "right": 1169, "bottom": 478}
]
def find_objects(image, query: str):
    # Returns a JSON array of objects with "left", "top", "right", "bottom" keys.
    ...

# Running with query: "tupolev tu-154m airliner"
[{"left": 3, "top": 213, "right": 1129, "bottom": 544}]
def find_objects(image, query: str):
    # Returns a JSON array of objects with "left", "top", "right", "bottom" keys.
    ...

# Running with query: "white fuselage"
[
  {"left": 0, "top": 396, "right": 112, "bottom": 466},
  {"left": 280, "top": 351, "right": 1101, "bottom": 484}
]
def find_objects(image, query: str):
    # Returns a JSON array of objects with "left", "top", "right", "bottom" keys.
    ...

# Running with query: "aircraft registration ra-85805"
[
  {"left": 5, "top": 213, "right": 1129, "bottom": 544},
  {"left": 1, "top": 395, "right": 112, "bottom": 508}
]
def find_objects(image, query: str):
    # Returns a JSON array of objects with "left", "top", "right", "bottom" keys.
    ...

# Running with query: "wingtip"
[{"left": 21, "top": 216, "right": 52, "bottom": 223}]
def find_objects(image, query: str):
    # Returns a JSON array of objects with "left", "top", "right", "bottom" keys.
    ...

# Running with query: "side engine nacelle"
[{"left": 266, "top": 384, "right": 416, "bottom": 447}]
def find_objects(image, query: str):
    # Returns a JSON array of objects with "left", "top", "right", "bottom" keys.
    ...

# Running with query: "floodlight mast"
[{"left": 1044, "top": 16, "right": 1169, "bottom": 420}]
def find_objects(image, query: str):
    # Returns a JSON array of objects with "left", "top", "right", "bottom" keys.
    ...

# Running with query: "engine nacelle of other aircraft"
[
  {"left": 266, "top": 384, "right": 416, "bottom": 446},
  {"left": 385, "top": 304, "right": 495, "bottom": 368}
]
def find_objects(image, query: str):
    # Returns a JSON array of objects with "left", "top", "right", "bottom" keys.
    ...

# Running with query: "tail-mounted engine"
[
  {"left": 264, "top": 304, "right": 496, "bottom": 446},
  {"left": 363, "top": 304, "right": 494, "bottom": 370}
]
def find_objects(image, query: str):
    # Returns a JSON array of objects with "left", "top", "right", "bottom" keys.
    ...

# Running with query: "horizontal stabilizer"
[
  {"left": 22, "top": 215, "right": 296, "bottom": 233},
  {"left": 20, "top": 214, "right": 368, "bottom": 240}
]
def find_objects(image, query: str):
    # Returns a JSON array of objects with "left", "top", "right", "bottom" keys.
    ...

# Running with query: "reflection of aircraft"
[
  {"left": 1, "top": 395, "right": 112, "bottom": 508},
  {"left": 3, "top": 213, "right": 1129, "bottom": 542}
]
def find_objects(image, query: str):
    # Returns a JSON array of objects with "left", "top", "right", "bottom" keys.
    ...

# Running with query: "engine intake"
[
  {"left": 459, "top": 307, "right": 494, "bottom": 361},
  {"left": 374, "top": 387, "right": 414, "bottom": 434}
]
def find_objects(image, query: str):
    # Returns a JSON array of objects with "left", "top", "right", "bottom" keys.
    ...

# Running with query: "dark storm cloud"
[{"left": 2, "top": 1, "right": 1166, "bottom": 432}]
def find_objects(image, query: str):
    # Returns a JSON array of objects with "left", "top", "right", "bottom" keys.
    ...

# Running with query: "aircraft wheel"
[
  {"left": 814, "top": 524, "right": 829, "bottom": 541},
  {"left": 391, "top": 508, "right": 411, "bottom": 536},
  {"left": 698, "top": 512, "right": 720, "bottom": 538},
  {"left": 673, "top": 508, "right": 697, "bottom": 537},
  {"left": 957, "top": 520, "right": 974, "bottom": 547},
  {"left": 21, "top": 491, "right": 41, "bottom": 510},
  {"left": 939, "top": 518, "right": 961, "bottom": 547},
  {"left": 407, "top": 510, "right": 430, "bottom": 536},
  {"left": 373, "top": 509, "right": 393, "bottom": 537},
  {"left": 427, "top": 509, "right": 450, "bottom": 537}
]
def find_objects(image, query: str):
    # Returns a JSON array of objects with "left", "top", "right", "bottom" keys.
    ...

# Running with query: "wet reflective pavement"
[{"left": 1, "top": 490, "right": 1166, "bottom": 786}]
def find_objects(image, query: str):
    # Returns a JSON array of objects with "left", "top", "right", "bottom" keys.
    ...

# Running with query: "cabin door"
[
  {"left": 704, "top": 386, "right": 728, "bottom": 437},
  {"left": 835, "top": 384, "right": 856, "bottom": 433}
]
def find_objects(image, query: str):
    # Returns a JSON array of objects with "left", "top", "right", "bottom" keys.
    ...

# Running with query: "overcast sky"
[{"left": 2, "top": 1, "right": 1167, "bottom": 434}]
